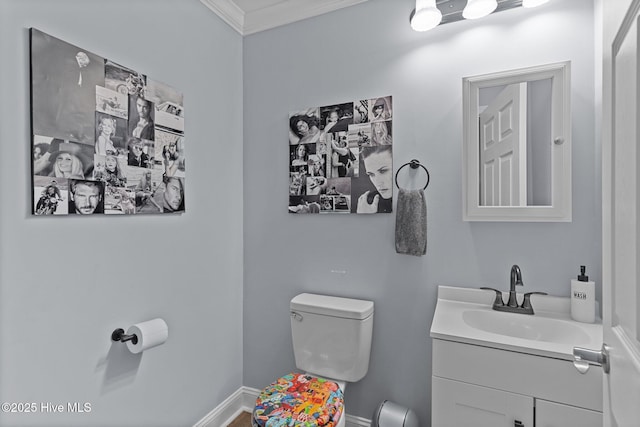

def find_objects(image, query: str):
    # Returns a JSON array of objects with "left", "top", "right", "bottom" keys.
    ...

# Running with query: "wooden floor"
[{"left": 228, "top": 411, "right": 252, "bottom": 427}]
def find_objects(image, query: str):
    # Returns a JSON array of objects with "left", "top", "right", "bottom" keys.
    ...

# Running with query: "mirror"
[{"left": 463, "top": 61, "right": 571, "bottom": 222}]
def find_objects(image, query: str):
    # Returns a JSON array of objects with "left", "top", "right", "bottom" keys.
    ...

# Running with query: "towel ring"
[{"left": 395, "top": 159, "right": 430, "bottom": 190}]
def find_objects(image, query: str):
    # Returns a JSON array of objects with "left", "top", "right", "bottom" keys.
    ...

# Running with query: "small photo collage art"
[
  {"left": 288, "top": 96, "right": 393, "bottom": 214},
  {"left": 30, "top": 28, "right": 185, "bottom": 216}
]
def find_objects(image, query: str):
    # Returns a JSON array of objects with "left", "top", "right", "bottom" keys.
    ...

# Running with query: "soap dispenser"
[{"left": 571, "top": 265, "right": 595, "bottom": 323}]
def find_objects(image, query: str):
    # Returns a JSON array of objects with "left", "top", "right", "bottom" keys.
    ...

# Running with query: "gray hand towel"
[{"left": 395, "top": 188, "right": 427, "bottom": 256}]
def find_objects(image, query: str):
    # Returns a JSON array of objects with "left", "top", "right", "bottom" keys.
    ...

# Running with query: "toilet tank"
[{"left": 290, "top": 293, "right": 374, "bottom": 383}]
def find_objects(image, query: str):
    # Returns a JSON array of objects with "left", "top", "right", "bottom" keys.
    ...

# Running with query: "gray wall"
[
  {"left": 243, "top": 0, "right": 599, "bottom": 425},
  {"left": 0, "top": 1, "right": 243, "bottom": 426}
]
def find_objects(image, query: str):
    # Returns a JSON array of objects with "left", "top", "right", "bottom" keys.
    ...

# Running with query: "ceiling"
[{"left": 200, "top": 0, "right": 369, "bottom": 36}]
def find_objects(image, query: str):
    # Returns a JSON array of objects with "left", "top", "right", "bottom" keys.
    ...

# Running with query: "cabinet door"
[
  {"left": 536, "top": 399, "right": 602, "bottom": 427},
  {"left": 432, "top": 376, "right": 534, "bottom": 427}
]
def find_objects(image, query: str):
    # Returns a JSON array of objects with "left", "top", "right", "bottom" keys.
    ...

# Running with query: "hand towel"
[{"left": 395, "top": 188, "right": 427, "bottom": 256}]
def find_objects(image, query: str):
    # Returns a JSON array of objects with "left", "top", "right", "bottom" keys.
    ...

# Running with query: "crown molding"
[
  {"left": 200, "top": 0, "right": 245, "bottom": 34},
  {"left": 201, "top": 0, "right": 369, "bottom": 36}
]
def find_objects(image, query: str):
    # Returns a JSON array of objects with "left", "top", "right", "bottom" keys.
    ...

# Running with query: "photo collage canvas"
[
  {"left": 289, "top": 96, "right": 393, "bottom": 214},
  {"left": 30, "top": 28, "right": 185, "bottom": 216}
]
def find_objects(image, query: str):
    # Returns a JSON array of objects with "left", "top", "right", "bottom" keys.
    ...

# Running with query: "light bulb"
[
  {"left": 523, "top": 0, "right": 550, "bottom": 7},
  {"left": 462, "top": 0, "right": 498, "bottom": 20},
  {"left": 411, "top": 0, "right": 442, "bottom": 32}
]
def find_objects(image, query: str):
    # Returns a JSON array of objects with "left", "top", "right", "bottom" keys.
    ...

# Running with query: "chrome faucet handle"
[
  {"left": 480, "top": 287, "right": 505, "bottom": 306},
  {"left": 521, "top": 291, "right": 548, "bottom": 312}
]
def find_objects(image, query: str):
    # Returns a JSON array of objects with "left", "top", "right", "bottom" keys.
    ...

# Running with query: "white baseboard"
[
  {"left": 194, "top": 386, "right": 371, "bottom": 427},
  {"left": 193, "top": 387, "right": 251, "bottom": 427}
]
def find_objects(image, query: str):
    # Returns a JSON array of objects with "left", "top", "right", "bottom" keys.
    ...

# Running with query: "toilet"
[{"left": 252, "top": 293, "right": 374, "bottom": 427}]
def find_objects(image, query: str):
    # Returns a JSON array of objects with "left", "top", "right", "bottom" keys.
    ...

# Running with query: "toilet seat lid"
[{"left": 253, "top": 372, "right": 344, "bottom": 427}]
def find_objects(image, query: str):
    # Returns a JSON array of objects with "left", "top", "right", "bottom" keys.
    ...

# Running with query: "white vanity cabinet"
[
  {"left": 432, "top": 339, "right": 603, "bottom": 427},
  {"left": 430, "top": 286, "right": 604, "bottom": 427}
]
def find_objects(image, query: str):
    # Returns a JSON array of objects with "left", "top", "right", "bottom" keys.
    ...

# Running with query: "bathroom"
[{"left": 0, "top": 0, "right": 629, "bottom": 426}]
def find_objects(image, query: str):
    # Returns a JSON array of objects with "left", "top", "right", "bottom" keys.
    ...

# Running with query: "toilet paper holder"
[{"left": 111, "top": 328, "right": 138, "bottom": 345}]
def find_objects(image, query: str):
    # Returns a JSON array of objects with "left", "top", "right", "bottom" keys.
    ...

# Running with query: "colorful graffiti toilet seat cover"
[{"left": 253, "top": 372, "right": 344, "bottom": 427}]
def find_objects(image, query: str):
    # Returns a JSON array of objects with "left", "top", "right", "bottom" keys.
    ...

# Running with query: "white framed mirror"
[{"left": 462, "top": 61, "right": 571, "bottom": 222}]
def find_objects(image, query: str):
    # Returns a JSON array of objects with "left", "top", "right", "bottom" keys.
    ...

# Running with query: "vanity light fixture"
[
  {"left": 410, "top": 0, "right": 443, "bottom": 32},
  {"left": 410, "top": 0, "right": 551, "bottom": 32},
  {"left": 462, "top": 0, "right": 497, "bottom": 19}
]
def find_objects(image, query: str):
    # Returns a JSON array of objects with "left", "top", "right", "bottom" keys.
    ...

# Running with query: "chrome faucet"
[{"left": 481, "top": 265, "right": 547, "bottom": 315}]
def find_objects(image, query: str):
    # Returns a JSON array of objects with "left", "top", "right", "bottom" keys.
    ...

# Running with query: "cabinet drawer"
[
  {"left": 536, "top": 399, "right": 602, "bottom": 427},
  {"left": 432, "top": 339, "right": 602, "bottom": 411},
  {"left": 432, "top": 376, "right": 534, "bottom": 427}
]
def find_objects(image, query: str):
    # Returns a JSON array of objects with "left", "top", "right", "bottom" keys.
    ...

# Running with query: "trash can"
[{"left": 373, "top": 400, "right": 419, "bottom": 427}]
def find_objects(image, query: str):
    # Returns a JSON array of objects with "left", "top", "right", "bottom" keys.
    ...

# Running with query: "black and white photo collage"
[
  {"left": 30, "top": 28, "right": 185, "bottom": 216},
  {"left": 288, "top": 96, "right": 393, "bottom": 214}
]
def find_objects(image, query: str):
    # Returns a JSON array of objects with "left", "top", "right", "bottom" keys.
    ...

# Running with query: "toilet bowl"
[{"left": 252, "top": 293, "right": 374, "bottom": 427}]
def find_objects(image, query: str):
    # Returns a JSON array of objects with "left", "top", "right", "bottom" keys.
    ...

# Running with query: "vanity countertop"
[{"left": 430, "top": 285, "right": 603, "bottom": 361}]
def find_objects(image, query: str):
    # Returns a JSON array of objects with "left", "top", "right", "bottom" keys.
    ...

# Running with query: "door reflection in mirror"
[{"left": 478, "top": 78, "right": 552, "bottom": 207}]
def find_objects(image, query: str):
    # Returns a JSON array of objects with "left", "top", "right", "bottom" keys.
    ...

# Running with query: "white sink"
[
  {"left": 430, "top": 286, "right": 603, "bottom": 360},
  {"left": 462, "top": 309, "right": 591, "bottom": 343}
]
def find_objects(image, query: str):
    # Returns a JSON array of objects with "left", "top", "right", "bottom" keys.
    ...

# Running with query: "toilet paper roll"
[{"left": 126, "top": 318, "right": 169, "bottom": 354}]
